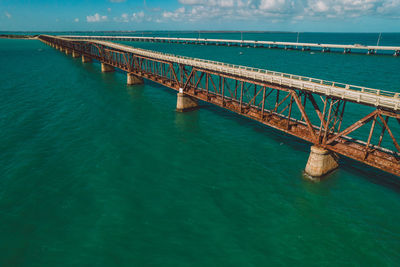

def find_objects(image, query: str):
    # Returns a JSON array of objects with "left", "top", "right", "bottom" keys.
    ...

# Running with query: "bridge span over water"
[
  {"left": 39, "top": 35, "right": 400, "bottom": 179},
  {"left": 62, "top": 35, "right": 400, "bottom": 56}
]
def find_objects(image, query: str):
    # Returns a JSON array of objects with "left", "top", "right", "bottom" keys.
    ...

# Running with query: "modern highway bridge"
[
  {"left": 39, "top": 35, "right": 400, "bottom": 178},
  {"left": 62, "top": 35, "right": 400, "bottom": 56}
]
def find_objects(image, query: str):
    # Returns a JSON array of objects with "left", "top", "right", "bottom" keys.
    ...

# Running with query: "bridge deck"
[
  {"left": 77, "top": 38, "right": 400, "bottom": 111},
  {"left": 63, "top": 35, "right": 400, "bottom": 54},
  {"left": 39, "top": 35, "right": 400, "bottom": 177}
]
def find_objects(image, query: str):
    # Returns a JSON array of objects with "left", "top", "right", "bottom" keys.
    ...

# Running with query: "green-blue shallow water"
[{"left": 1, "top": 34, "right": 400, "bottom": 266}]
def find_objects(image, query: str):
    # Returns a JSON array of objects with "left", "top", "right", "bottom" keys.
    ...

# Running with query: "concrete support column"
[
  {"left": 101, "top": 63, "right": 114, "bottom": 72},
  {"left": 127, "top": 73, "right": 143, "bottom": 85},
  {"left": 72, "top": 50, "right": 81, "bottom": 58},
  {"left": 65, "top": 49, "right": 71, "bottom": 55},
  {"left": 304, "top": 146, "right": 339, "bottom": 179},
  {"left": 82, "top": 55, "right": 92, "bottom": 63},
  {"left": 176, "top": 89, "right": 198, "bottom": 112}
]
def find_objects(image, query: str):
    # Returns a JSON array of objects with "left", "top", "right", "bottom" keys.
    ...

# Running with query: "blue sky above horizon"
[{"left": 1, "top": 0, "right": 400, "bottom": 32}]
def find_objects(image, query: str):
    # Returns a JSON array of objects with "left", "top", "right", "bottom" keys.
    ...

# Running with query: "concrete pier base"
[
  {"left": 304, "top": 146, "right": 339, "bottom": 179},
  {"left": 82, "top": 55, "right": 92, "bottom": 63},
  {"left": 101, "top": 63, "right": 114, "bottom": 72},
  {"left": 176, "top": 89, "right": 198, "bottom": 112},
  {"left": 127, "top": 73, "right": 143, "bottom": 85},
  {"left": 65, "top": 49, "right": 71, "bottom": 55},
  {"left": 72, "top": 51, "right": 80, "bottom": 58}
]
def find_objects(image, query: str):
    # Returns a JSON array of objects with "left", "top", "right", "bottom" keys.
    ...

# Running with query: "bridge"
[
  {"left": 62, "top": 35, "right": 400, "bottom": 56},
  {"left": 38, "top": 35, "right": 400, "bottom": 179}
]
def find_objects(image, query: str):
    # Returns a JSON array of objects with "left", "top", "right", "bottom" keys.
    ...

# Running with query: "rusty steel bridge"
[{"left": 39, "top": 35, "right": 400, "bottom": 178}]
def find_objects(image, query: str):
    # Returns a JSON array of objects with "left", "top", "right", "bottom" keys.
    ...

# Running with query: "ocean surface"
[{"left": 1, "top": 32, "right": 400, "bottom": 266}]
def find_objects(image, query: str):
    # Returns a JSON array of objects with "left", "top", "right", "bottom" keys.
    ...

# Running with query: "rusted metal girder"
[{"left": 39, "top": 35, "right": 400, "bottom": 177}]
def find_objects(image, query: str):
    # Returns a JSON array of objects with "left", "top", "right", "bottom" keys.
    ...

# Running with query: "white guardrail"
[{"left": 49, "top": 36, "right": 400, "bottom": 111}]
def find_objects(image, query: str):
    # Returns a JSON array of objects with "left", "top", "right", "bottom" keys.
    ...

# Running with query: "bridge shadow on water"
[
  {"left": 198, "top": 100, "right": 400, "bottom": 194},
  {"left": 338, "top": 157, "right": 400, "bottom": 193}
]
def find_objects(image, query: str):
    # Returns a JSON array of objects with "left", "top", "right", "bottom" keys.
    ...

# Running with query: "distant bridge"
[
  {"left": 62, "top": 35, "right": 400, "bottom": 56},
  {"left": 39, "top": 35, "right": 400, "bottom": 179}
]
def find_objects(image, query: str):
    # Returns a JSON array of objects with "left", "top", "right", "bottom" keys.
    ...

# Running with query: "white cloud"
[
  {"left": 105, "top": 0, "right": 400, "bottom": 25},
  {"left": 179, "top": 0, "right": 205, "bottom": 4},
  {"left": 74, "top": 18, "right": 79, "bottom": 22},
  {"left": 86, "top": 13, "right": 108, "bottom": 22},
  {"left": 121, "top": 13, "right": 129, "bottom": 22},
  {"left": 163, "top": 7, "right": 186, "bottom": 20},
  {"left": 114, "top": 11, "right": 147, "bottom": 22},
  {"left": 5, "top": 12, "right": 11, "bottom": 19},
  {"left": 219, "top": 0, "right": 235, "bottom": 7},
  {"left": 308, "top": 0, "right": 329, "bottom": 12},
  {"left": 132, "top": 11, "right": 145, "bottom": 22},
  {"left": 377, "top": 0, "right": 400, "bottom": 17},
  {"left": 159, "top": 0, "right": 400, "bottom": 23},
  {"left": 109, "top": 0, "right": 126, "bottom": 3},
  {"left": 259, "top": 0, "right": 287, "bottom": 10}
]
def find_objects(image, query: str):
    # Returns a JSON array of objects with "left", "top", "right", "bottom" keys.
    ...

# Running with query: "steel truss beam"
[{"left": 40, "top": 36, "right": 400, "bottom": 177}]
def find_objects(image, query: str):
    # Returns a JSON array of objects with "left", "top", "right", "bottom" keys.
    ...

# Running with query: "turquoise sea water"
[{"left": 1, "top": 33, "right": 400, "bottom": 266}]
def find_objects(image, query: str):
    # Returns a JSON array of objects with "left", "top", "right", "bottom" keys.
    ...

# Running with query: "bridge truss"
[{"left": 39, "top": 35, "right": 400, "bottom": 177}]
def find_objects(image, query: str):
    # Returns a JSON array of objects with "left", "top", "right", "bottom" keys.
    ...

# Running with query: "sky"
[{"left": 0, "top": 0, "right": 400, "bottom": 32}]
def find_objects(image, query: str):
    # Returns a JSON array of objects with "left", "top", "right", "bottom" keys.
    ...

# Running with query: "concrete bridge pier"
[
  {"left": 394, "top": 50, "right": 399, "bottom": 56},
  {"left": 176, "top": 88, "right": 198, "bottom": 112},
  {"left": 72, "top": 50, "right": 81, "bottom": 58},
  {"left": 304, "top": 146, "right": 339, "bottom": 180},
  {"left": 101, "top": 63, "right": 114, "bottom": 72},
  {"left": 82, "top": 55, "right": 92, "bottom": 63},
  {"left": 127, "top": 73, "right": 143, "bottom": 85},
  {"left": 65, "top": 49, "right": 71, "bottom": 55}
]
